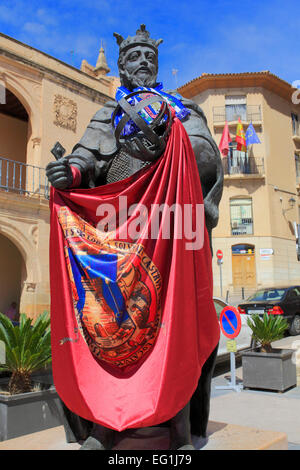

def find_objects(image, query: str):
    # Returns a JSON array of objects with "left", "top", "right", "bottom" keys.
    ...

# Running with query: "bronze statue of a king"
[{"left": 47, "top": 24, "right": 223, "bottom": 450}]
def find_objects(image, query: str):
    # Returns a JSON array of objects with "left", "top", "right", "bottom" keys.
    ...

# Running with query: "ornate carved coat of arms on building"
[{"left": 53, "top": 94, "right": 77, "bottom": 132}]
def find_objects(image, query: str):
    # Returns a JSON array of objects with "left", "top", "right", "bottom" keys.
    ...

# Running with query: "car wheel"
[{"left": 289, "top": 315, "right": 300, "bottom": 336}]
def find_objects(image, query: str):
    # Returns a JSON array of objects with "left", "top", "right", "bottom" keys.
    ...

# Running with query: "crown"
[{"left": 113, "top": 24, "right": 163, "bottom": 54}]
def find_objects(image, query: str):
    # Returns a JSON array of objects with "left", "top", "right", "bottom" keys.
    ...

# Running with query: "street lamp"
[
  {"left": 288, "top": 196, "right": 296, "bottom": 208},
  {"left": 281, "top": 195, "right": 296, "bottom": 214}
]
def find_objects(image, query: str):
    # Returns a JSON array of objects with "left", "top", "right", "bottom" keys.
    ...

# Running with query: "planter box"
[
  {"left": 0, "top": 386, "right": 65, "bottom": 441},
  {"left": 242, "top": 348, "right": 297, "bottom": 392},
  {"left": 0, "top": 368, "right": 92, "bottom": 443}
]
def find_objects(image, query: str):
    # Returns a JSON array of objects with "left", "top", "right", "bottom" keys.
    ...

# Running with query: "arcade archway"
[
  {"left": 0, "top": 233, "right": 26, "bottom": 316},
  {"left": 0, "top": 88, "right": 29, "bottom": 192}
]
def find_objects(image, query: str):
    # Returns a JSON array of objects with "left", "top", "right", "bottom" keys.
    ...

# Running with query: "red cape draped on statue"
[{"left": 49, "top": 117, "right": 220, "bottom": 431}]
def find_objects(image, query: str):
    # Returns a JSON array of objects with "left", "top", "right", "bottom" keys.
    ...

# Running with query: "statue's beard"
[{"left": 120, "top": 69, "right": 158, "bottom": 90}]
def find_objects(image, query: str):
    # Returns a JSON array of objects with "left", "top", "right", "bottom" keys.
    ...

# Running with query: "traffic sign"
[
  {"left": 216, "top": 249, "right": 223, "bottom": 260},
  {"left": 219, "top": 306, "right": 241, "bottom": 339},
  {"left": 216, "top": 306, "right": 243, "bottom": 392}
]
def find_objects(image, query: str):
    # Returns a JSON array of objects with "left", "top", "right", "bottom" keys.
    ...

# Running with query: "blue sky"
[{"left": 0, "top": 0, "right": 299, "bottom": 90}]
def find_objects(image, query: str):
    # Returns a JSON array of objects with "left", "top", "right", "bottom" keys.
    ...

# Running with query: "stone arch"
[
  {"left": 1, "top": 72, "right": 41, "bottom": 139},
  {"left": 0, "top": 232, "right": 24, "bottom": 315},
  {"left": 0, "top": 90, "right": 28, "bottom": 196},
  {"left": 0, "top": 217, "right": 41, "bottom": 286},
  {"left": 1, "top": 72, "right": 42, "bottom": 166},
  {"left": 231, "top": 243, "right": 255, "bottom": 252},
  {"left": 0, "top": 217, "right": 42, "bottom": 317}
]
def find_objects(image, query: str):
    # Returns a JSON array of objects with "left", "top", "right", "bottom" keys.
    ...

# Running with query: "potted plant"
[
  {"left": 0, "top": 312, "right": 64, "bottom": 441},
  {"left": 242, "top": 313, "right": 297, "bottom": 392}
]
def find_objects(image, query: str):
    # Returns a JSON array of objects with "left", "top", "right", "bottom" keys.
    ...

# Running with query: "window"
[
  {"left": 248, "top": 289, "right": 287, "bottom": 301},
  {"left": 225, "top": 95, "right": 246, "bottom": 122},
  {"left": 288, "top": 288, "right": 300, "bottom": 299},
  {"left": 230, "top": 198, "right": 253, "bottom": 235},
  {"left": 231, "top": 244, "right": 255, "bottom": 254},
  {"left": 292, "top": 113, "right": 299, "bottom": 136},
  {"left": 213, "top": 299, "right": 227, "bottom": 319}
]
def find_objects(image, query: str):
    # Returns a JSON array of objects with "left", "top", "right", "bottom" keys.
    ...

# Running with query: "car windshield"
[
  {"left": 213, "top": 299, "right": 226, "bottom": 318},
  {"left": 247, "top": 289, "right": 287, "bottom": 301}
]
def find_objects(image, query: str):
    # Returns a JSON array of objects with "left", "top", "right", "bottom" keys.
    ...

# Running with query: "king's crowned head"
[
  {"left": 113, "top": 24, "right": 163, "bottom": 55},
  {"left": 114, "top": 25, "right": 163, "bottom": 90}
]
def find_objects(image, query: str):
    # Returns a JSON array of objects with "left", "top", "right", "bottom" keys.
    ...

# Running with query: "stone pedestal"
[{"left": 0, "top": 421, "right": 288, "bottom": 450}]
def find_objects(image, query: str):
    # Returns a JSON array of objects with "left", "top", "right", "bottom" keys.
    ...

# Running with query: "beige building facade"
[
  {"left": 179, "top": 72, "right": 300, "bottom": 301},
  {"left": 0, "top": 33, "right": 118, "bottom": 318},
  {"left": 1, "top": 32, "right": 299, "bottom": 316}
]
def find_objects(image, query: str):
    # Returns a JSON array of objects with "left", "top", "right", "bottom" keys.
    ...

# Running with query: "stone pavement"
[
  {"left": 210, "top": 334, "right": 300, "bottom": 450},
  {"left": 0, "top": 335, "right": 299, "bottom": 450}
]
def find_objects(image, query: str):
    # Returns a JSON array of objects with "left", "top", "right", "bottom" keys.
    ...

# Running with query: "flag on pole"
[
  {"left": 236, "top": 117, "right": 246, "bottom": 151},
  {"left": 245, "top": 122, "right": 261, "bottom": 146},
  {"left": 218, "top": 121, "right": 232, "bottom": 157}
]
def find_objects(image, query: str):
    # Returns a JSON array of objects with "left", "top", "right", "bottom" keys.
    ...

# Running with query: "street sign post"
[
  {"left": 215, "top": 306, "right": 243, "bottom": 392},
  {"left": 216, "top": 250, "right": 223, "bottom": 297}
]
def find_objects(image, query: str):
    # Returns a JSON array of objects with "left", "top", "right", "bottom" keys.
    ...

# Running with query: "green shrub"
[
  {"left": 247, "top": 313, "right": 289, "bottom": 353},
  {"left": 0, "top": 312, "right": 51, "bottom": 394}
]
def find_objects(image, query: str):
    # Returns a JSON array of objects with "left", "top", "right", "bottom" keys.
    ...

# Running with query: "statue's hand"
[
  {"left": 46, "top": 156, "right": 73, "bottom": 189},
  {"left": 67, "top": 153, "right": 95, "bottom": 174},
  {"left": 67, "top": 153, "right": 99, "bottom": 188}
]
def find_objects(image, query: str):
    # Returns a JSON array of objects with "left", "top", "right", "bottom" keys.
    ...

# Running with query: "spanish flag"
[{"left": 236, "top": 117, "right": 247, "bottom": 151}]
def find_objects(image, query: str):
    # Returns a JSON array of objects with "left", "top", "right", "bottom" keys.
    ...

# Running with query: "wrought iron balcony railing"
[
  {"left": 213, "top": 105, "right": 262, "bottom": 123},
  {"left": 222, "top": 156, "right": 264, "bottom": 176},
  {"left": 0, "top": 156, "right": 49, "bottom": 199}
]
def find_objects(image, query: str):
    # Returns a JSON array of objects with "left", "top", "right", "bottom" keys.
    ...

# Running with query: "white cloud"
[
  {"left": 0, "top": 4, "right": 22, "bottom": 26},
  {"left": 36, "top": 8, "right": 58, "bottom": 26},
  {"left": 73, "top": 35, "right": 99, "bottom": 59},
  {"left": 23, "top": 22, "right": 47, "bottom": 36}
]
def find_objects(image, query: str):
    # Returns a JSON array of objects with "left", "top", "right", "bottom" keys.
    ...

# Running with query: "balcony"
[
  {"left": 213, "top": 105, "right": 262, "bottom": 125},
  {"left": 0, "top": 156, "right": 49, "bottom": 199},
  {"left": 222, "top": 156, "right": 264, "bottom": 178}
]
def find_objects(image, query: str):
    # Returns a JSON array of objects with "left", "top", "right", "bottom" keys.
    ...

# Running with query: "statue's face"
[{"left": 119, "top": 45, "right": 158, "bottom": 89}]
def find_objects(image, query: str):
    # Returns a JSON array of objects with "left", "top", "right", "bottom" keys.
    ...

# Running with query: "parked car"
[
  {"left": 213, "top": 297, "right": 253, "bottom": 363},
  {"left": 238, "top": 286, "right": 300, "bottom": 336}
]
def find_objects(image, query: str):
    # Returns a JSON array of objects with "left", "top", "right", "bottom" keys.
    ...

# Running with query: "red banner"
[
  {"left": 218, "top": 121, "right": 232, "bottom": 157},
  {"left": 49, "top": 117, "right": 220, "bottom": 431}
]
